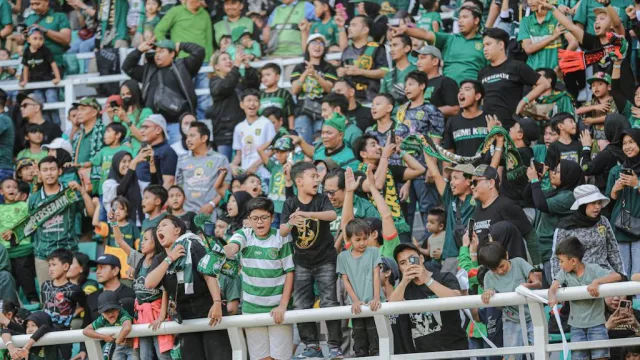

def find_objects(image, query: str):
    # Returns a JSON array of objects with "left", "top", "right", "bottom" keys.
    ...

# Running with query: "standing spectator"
[
  {"left": 389, "top": 243, "right": 469, "bottom": 354},
  {"left": 97, "top": 0, "right": 130, "bottom": 48},
  {"left": 442, "top": 80, "right": 487, "bottom": 157},
  {"left": 351, "top": 0, "right": 389, "bottom": 44},
  {"left": 280, "top": 162, "right": 343, "bottom": 359},
  {"left": 113, "top": 79, "right": 153, "bottom": 155},
  {"left": 259, "top": 63, "right": 296, "bottom": 129},
  {"left": 545, "top": 112, "right": 581, "bottom": 168},
  {"left": 19, "top": 28, "right": 61, "bottom": 126},
  {"left": 122, "top": 38, "right": 205, "bottom": 144},
  {"left": 71, "top": 97, "right": 105, "bottom": 193},
  {"left": 291, "top": 34, "right": 338, "bottom": 144},
  {"left": 0, "top": 90, "right": 13, "bottom": 183},
  {"left": 380, "top": 35, "right": 416, "bottom": 106},
  {"left": 17, "top": 124, "right": 46, "bottom": 163},
  {"left": 154, "top": 0, "right": 213, "bottom": 120},
  {"left": 208, "top": 51, "right": 260, "bottom": 161},
  {"left": 339, "top": 15, "right": 388, "bottom": 102},
  {"left": 414, "top": 45, "right": 460, "bottom": 118},
  {"left": 213, "top": 0, "right": 258, "bottom": 49},
  {"left": 22, "top": 0, "right": 71, "bottom": 75},
  {"left": 398, "top": 4, "right": 486, "bottom": 85},
  {"left": 478, "top": 28, "right": 550, "bottom": 128},
  {"left": 306, "top": 0, "right": 345, "bottom": 48},
  {"left": 552, "top": 184, "right": 625, "bottom": 277},
  {"left": 333, "top": 79, "right": 375, "bottom": 132},
  {"left": 263, "top": 0, "right": 315, "bottom": 57},
  {"left": 136, "top": 114, "right": 178, "bottom": 189},
  {"left": 365, "top": 93, "right": 410, "bottom": 165},
  {"left": 176, "top": 122, "right": 232, "bottom": 214},
  {"left": 17, "top": 93, "right": 62, "bottom": 151},
  {"left": 573, "top": 0, "right": 633, "bottom": 36}
]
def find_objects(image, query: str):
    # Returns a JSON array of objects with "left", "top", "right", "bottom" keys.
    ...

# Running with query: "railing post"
[
  {"left": 529, "top": 302, "right": 549, "bottom": 360},
  {"left": 63, "top": 80, "right": 75, "bottom": 136},
  {"left": 227, "top": 327, "right": 247, "bottom": 360},
  {"left": 84, "top": 339, "right": 102, "bottom": 360},
  {"left": 374, "top": 314, "right": 393, "bottom": 360}
]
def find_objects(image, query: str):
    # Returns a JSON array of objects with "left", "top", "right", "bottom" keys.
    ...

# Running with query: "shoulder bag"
[{"left": 614, "top": 187, "right": 640, "bottom": 236}]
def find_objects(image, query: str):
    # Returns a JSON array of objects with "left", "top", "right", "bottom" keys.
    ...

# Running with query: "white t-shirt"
[{"left": 232, "top": 116, "right": 276, "bottom": 179}]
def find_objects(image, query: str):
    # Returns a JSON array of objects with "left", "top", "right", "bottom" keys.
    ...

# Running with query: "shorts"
[
  {"left": 245, "top": 324, "right": 294, "bottom": 360},
  {"left": 570, "top": 324, "right": 609, "bottom": 360}
]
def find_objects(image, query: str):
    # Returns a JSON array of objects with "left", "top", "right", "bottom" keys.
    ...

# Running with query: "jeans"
[
  {"left": 618, "top": 242, "right": 640, "bottom": 276},
  {"left": 294, "top": 114, "right": 323, "bottom": 145},
  {"left": 193, "top": 72, "right": 212, "bottom": 120},
  {"left": 11, "top": 255, "right": 38, "bottom": 303},
  {"left": 67, "top": 35, "right": 96, "bottom": 72},
  {"left": 181, "top": 330, "right": 232, "bottom": 360},
  {"left": 112, "top": 345, "right": 139, "bottom": 360},
  {"left": 139, "top": 336, "right": 171, "bottom": 360},
  {"left": 0, "top": 168, "right": 13, "bottom": 204},
  {"left": 166, "top": 123, "right": 181, "bottom": 146},
  {"left": 570, "top": 324, "right": 609, "bottom": 360},
  {"left": 543, "top": 260, "right": 553, "bottom": 288},
  {"left": 216, "top": 144, "right": 233, "bottom": 162},
  {"left": 294, "top": 262, "right": 343, "bottom": 348},
  {"left": 352, "top": 317, "right": 378, "bottom": 357},
  {"left": 32, "top": 89, "right": 61, "bottom": 126},
  {"left": 502, "top": 319, "right": 533, "bottom": 360},
  {"left": 271, "top": 213, "right": 281, "bottom": 229}
]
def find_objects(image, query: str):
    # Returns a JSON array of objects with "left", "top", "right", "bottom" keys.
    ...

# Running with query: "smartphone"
[
  {"left": 468, "top": 219, "right": 475, "bottom": 241},
  {"left": 622, "top": 168, "right": 634, "bottom": 176},
  {"left": 110, "top": 101, "right": 119, "bottom": 109},
  {"left": 620, "top": 299, "right": 632, "bottom": 314},
  {"left": 390, "top": 129, "right": 396, "bottom": 144},
  {"left": 408, "top": 255, "right": 419, "bottom": 265},
  {"left": 388, "top": 18, "right": 401, "bottom": 26},
  {"left": 204, "top": 223, "right": 215, "bottom": 237},
  {"left": 533, "top": 161, "right": 545, "bottom": 176}
]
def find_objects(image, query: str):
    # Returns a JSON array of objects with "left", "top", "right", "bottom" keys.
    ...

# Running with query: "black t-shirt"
[
  {"left": 442, "top": 112, "right": 488, "bottom": 157},
  {"left": 424, "top": 75, "right": 459, "bottom": 110},
  {"left": 472, "top": 195, "right": 533, "bottom": 245},
  {"left": 341, "top": 43, "right": 388, "bottom": 101},
  {"left": 581, "top": 32, "right": 635, "bottom": 100},
  {"left": 84, "top": 284, "right": 136, "bottom": 327},
  {"left": 281, "top": 193, "right": 337, "bottom": 268},
  {"left": 22, "top": 46, "right": 55, "bottom": 81},
  {"left": 389, "top": 313, "right": 415, "bottom": 354},
  {"left": 478, "top": 59, "right": 540, "bottom": 128},
  {"left": 149, "top": 240, "right": 213, "bottom": 319},
  {"left": 177, "top": 211, "right": 196, "bottom": 231},
  {"left": 544, "top": 140, "right": 581, "bottom": 169},
  {"left": 403, "top": 272, "right": 469, "bottom": 353},
  {"left": 346, "top": 103, "right": 375, "bottom": 132},
  {"left": 500, "top": 146, "right": 534, "bottom": 208}
]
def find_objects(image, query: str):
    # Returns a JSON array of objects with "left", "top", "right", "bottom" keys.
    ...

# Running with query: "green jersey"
[
  {"left": 265, "top": 159, "right": 287, "bottom": 213},
  {"left": 574, "top": 0, "right": 633, "bottom": 35},
  {"left": 91, "top": 145, "right": 132, "bottom": 195},
  {"left": 310, "top": 18, "right": 340, "bottom": 47},
  {"left": 380, "top": 63, "right": 417, "bottom": 107},
  {"left": 154, "top": 5, "right": 213, "bottom": 60},
  {"left": 534, "top": 189, "right": 574, "bottom": 261},
  {"left": 91, "top": 309, "right": 134, "bottom": 329},
  {"left": 16, "top": 148, "right": 47, "bottom": 163},
  {"left": 259, "top": 88, "right": 296, "bottom": 121},
  {"left": 229, "top": 228, "right": 294, "bottom": 314},
  {"left": 331, "top": 196, "right": 381, "bottom": 237},
  {"left": 517, "top": 12, "right": 562, "bottom": 70},
  {"left": 108, "top": 222, "right": 140, "bottom": 248},
  {"left": 113, "top": 107, "right": 153, "bottom": 155},
  {"left": 0, "top": 113, "right": 13, "bottom": 170},
  {"left": 313, "top": 144, "right": 360, "bottom": 171},
  {"left": 417, "top": 11, "right": 442, "bottom": 32},
  {"left": 141, "top": 212, "right": 167, "bottom": 233},
  {"left": 0, "top": 202, "right": 32, "bottom": 258},
  {"left": 345, "top": 124, "right": 363, "bottom": 150},
  {"left": 213, "top": 16, "right": 254, "bottom": 48},
  {"left": 433, "top": 32, "right": 487, "bottom": 85}
]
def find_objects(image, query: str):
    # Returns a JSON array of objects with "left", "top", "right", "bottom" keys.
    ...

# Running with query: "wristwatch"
[
  {"left": 425, "top": 278, "right": 435, "bottom": 287},
  {"left": 164, "top": 257, "right": 173, "bottom": 265}
]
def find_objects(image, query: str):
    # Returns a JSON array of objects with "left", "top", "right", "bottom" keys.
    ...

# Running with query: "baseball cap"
[
  {"left": 144, "top": 114, "right": 170, "bottom": 140},
  {"left": 412, "top": 44, "right": 442, "bottom": 60},
  {"left": 513, "top": 115, "right": 540, "bottom": 145},
  {"left": 593, "top": 7, "right": 610, "bottom": 17},
  {"left": 89, "top": 254, "right": 122, "bottom": 269},
  {"left": 97, "top": 291, "right": 122, "bottom": 314},
  {"left": 587, "top": 71, "right": 612, "bottom": 86},
  {"left": 15, "top": 158, "right": 36, "bottom": 173},
  {"left": 155, "top": 39, "right": 176, "bottom": 51},
  {"left": 17, "top": 93, "right": 43, "bottom": 108},
  {"left": 472, "top": 164, "right": 500, "bottom": 186},
  {"left": 393, "top": 243, "right": 421, "bottom": 262},
  {"left": 27, "top": 27, "right": 43, "bottom": 37},
  {"left": 444, "top": 163, "right": 475, "bottom": 176},
  {"left": 72, "top": 97, "right": 102, "bottom": 112},
  {"left": 381, "top": 257, "right": 400, "bottom": 284},
  {"left": 307, "top": 34, "right": 328, "bottom": 46},
  {"left": 272, "top": 137, "right": 294, "bottom": 151},
  {"left": 42, "top": 138, "right": 73, "bottom": 155}
]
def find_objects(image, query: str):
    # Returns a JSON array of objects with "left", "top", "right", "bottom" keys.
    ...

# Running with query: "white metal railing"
[{"left": 1, "top": 282, "right": 640, "bottom": 360}]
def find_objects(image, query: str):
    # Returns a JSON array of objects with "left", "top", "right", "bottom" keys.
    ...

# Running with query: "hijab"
[
  {"left": 621, "top": 129, "right": 640, "bottom": 175},
  {"left": 603, "top": 114, "right": 630, "bottom": 163},
  {"left": 107, "top": 151, "right": 143, "bottom": 224},
  {"left": 488, "top": 221, "right": 527, "bottom": 260},
  {"left": 548, "top": 159, "right": 584, "bottom": 198},
  {"left": 557, "top": 204, "right": 601, "bottom": 230},
  {"left": 228, "top": 191, "right": 252, "bottom": 233}
]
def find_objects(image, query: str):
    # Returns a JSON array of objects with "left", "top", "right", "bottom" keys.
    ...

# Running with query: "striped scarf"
[{"left": 169, "top": 233, "right": 200, "bottom": 294}]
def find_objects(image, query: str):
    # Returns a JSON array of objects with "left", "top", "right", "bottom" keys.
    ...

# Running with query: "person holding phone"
[
  {"left": 607, "top": 129, "right": 640, "bottom": 275},
  {"left": 605, "top": 294, "right": 640, "bottom": 360}
]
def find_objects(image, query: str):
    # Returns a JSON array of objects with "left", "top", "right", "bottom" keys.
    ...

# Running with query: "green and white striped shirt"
[{"left": 229, "top": 228, "right": 295, "bottom": 314}]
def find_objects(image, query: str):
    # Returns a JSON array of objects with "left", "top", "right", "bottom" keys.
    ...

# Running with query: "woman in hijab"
[
  {"left": 580, "top": 114, "right": 631, "bottom": 190},
  {"left": 488, "top": 221, "right": 528, "bottom": 261},
  {"left": 607, "top": 128, "right": 640, "bottom": 275},
  {"left": 103, "top": 149, "right": 160, "bottom": 226},
  {"left": 552, "top": 184, "right": 625, "bottom": 279},
  {"left": 527, "top": 159, "right": 583, "bottom": 285},
  {"left": 226, "top": 191, "right": 252, "bottom": 235}
]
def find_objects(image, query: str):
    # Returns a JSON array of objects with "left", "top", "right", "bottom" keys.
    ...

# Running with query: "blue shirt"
[{"left": 136, "top": 141, "right": 178, "bottom": 184}]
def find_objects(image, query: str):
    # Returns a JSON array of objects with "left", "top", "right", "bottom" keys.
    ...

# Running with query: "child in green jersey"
[
  {"left": 259, "top": 63, "right": 296, "bottom": 129},
  {"left": 83, "top": 291, "right": 135, "bottom": 360},
  {"left": 257, "top": 136, "right": 294, "bottom": 228},
  {"left": 17, "top": 124, "right": 47, "bottom": 163}
]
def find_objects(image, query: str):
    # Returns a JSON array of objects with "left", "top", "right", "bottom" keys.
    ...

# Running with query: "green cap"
[
  {"left": 272, "top": 137, "right": 294, "bottom": 151},
  {"left": 72, "top": 97, "right": 101, "bottom": 111},
  {"left": 155, "top": 39, "right": 176, "bottom": 51},
  {"left": 323, "top": 112, "right": 347, "bottom": 133},
  {"left": 587, "top": 71, "right": 612, "bottom": 85},
  {"left": 231, "top": 26, "right": 250, "bottom": 43}
]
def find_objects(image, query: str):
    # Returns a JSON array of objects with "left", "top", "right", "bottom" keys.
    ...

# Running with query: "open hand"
[{"left": 579, "top": 129, "right": 593, "bottom": 147}]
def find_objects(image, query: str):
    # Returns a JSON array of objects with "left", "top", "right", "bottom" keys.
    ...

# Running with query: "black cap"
[
  {"left": 97, "top": 291, "right": 122, "bottom": 314},
  {"left": 393, "top": 243, "right": 421, "bottom": 262},
  {"left": 89, "top": 254, "right": 121, "bottom": 269},
  {"left": 473, "top": 164, "right": 500, "bottom": 187},
  {"left": 513, "top": 115, "right": 540, "bottom": 145},
  {"left": 380, "top": 257, "right": 400, "bottom": 283}
]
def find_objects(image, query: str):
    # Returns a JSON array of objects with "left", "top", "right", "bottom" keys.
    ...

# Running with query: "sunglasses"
[
  {"left": 21, "top": 103, "right": 37, "bottom": 109},
  {"left": 471, "top": 178, "right": 489, "bottom": 187}
]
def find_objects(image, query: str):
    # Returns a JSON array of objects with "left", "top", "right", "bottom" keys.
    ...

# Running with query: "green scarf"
[
  {"left": 169, "top": 233, "right": 201, "bottom": 294},
  {"left": 10, "top": 188, "right": 81, "bottom": 243},
  {"left": 192, "top": 214, "right": 239, "bottom": 278},
  {"left": 538, "top": 91, "right": 571, "bottom": 105}
]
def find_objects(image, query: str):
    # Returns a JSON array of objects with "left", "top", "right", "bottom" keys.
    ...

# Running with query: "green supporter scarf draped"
[
  {"left": 10, "top": 188, "right": 81, "bottom": 243},
  {"left": 169, "top": 233, "right": 198, "bottom": 294},
  {"left": 401, "top": 126, "right": 526, "bottom": 181},
  {"left": 193, "top": 214, "right": 239, "bottom": 278}
]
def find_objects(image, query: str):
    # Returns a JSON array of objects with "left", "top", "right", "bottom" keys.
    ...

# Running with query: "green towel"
[{"left": 169, "top": 234, "right": 199, "bottom": 294}]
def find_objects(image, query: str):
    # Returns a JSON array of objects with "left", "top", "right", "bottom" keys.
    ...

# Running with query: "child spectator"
[
  {"left": 141, "top": 184, "right": 168, "bottom": 232},
  {"left": 257, "top": 137, "right": 293, "bottom": 228},
  {"left": 308, "top": 0, "right": 342, "bottom": 48},
  {"left": 532, "top": 124, "right": 559, "bottom": 192},
  {"left": 82, "top": 291, "right": 136, "bottom": 360},
  {"left": 15, "top": 158, "right": 37, "bottom": 186},
  {"left": 19, "top": 28, "right": 61, "bottom": 126},
  {"left": 259, "top": 63, "right": 295, "bottom": 129},
  {"left": 534, "top": 68, "right": 576, "bottom": 127},
  {"left": 226, "top": 191, "right": 252, "bottom": 235},
  {"left": 17, "top": 123, "right": 46, "bottom": 163},
  {"left": 219, "top": 35, "right": 232, "bottom": 52},
  {"left": 139, "top": 0, "right": 161, "bottom": 42},
  {"left": 417, "top": 0, "right": 442, "bottom": 32},
  {"left": 108, "top": 197, "right": 141, "bottom": 251},
  {"left": 414, "top": 207, "right": 446, "bottom": 264},
  {"left": 549, "top": 237, "right": 623, "bottom": 360},
  {"left": 337, "top": 218, "right": 383, "bottom": 357},
  {"left": 1, "top": 311, "right": 60, "bottom": 360},
  {"left": 0, "top": 178, "right": 38, "bottom": 304},
  {"left": 0, "top": 49, "right": 17, "bottom": 82},
  {"left": 167, "top": 185, "right": 196, "bottom": 231},
  {"left": 224, "top": 197, "right": 295, "bottom": 360},
  {"left": 280, "top": 161, "right": 342, "bottom": 359},
  {"left": 480, "top": 241, "right": 542, "bottom": 360},
  {"left": 229, "top": 26, "right": 261, "bottom": 61},
  {"left": 41, "top": 249, "right": 85, "bottom": 359},
  {"left": 238, "top": 173, "right": 264, "bottom": 198},
  {"left": 545, "top": 112, "right": 581, "bottom": 168},
  {"left": 215, "top": 215, "right": 231, "bottom": 242}
]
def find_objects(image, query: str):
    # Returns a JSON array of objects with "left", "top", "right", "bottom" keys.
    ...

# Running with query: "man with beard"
[{"left": 176, "top": 122, "right": 232, "bottom": 214}]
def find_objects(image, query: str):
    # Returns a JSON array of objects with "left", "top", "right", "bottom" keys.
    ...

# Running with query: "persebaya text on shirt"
[{"left": 481, "top": 72, "right": 511, "bottom": 84}]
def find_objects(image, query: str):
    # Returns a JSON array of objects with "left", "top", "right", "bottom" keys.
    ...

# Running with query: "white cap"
[
  {"left": 307, "top": 34, "right": 328, "bottom": 46},
  {"left": 144, "top": 114, "right": 169, "bottom": 140},
  {"left": 570, "top": 184, "right": 610, "bottom": 210},
  {"left": 43, "top": 138, "right": 73, "bottom": 155}
]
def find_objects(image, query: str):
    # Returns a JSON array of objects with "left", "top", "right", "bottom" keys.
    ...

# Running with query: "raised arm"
[{"left": 541, "top": 0, "right": 585, "bottom": 43}]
